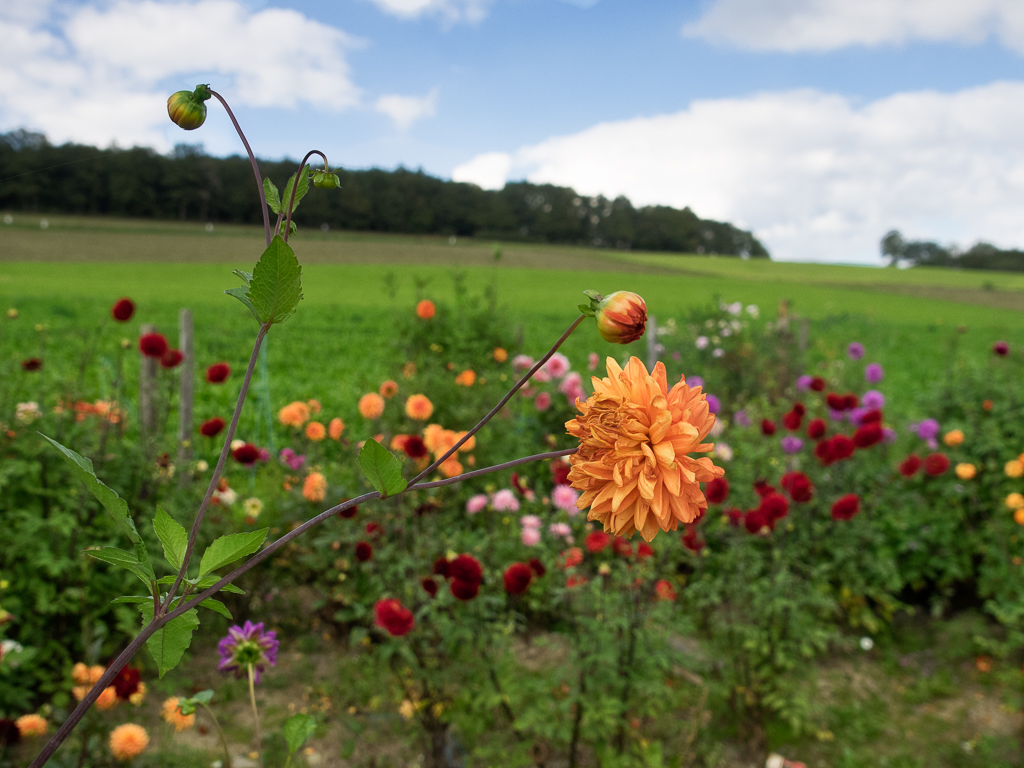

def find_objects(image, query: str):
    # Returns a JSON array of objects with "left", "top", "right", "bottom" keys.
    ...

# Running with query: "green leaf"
[
  {"left": 280, "top": 169, "right": 310, "bottom": 216},
  {"left": 232, "top": 269, "right": 253, "bottom": 286},
  {"left": 225, "top": 285, "right": 261, "bottom": 322},
  {"left": 139, "top": 604, "right": 200, "bottom": 677},
  {"left": 112, "top": 595, "right": 151, "bottom": 604},
  {"left": 263, "top": 177, "right": 282, "bottom": 214},
  {"left": 578, "top": 304, "right": 596, "bottom": 317},
  {"left": 153, "top": 507, "right": 188, "bottom": 572},
  {"left": 198, "top": 529, "right": 269, "bottom": 578},
  {"left": 87, "top": 547, "right": 155, "bottom": 587},
  {"left": 247, "top": 236, "right": 303, "bottom": 325},
  {"left": 155, "top": 575, "right": 244, "bottom": 594},
  {"left": 284, "top": 713, "right": 317, "bottom": 755},
  {"left": 41, "top": 435, "right": 140, "bottom": 543},
  {"left": 358, "top": 439, "right": 407, "bottom": 499},
  {"left": 199, "top": 598, "right": 233, "bottom": 620},
  {"left": 177, "top": 689, "right": 214, "bottom": 716}
]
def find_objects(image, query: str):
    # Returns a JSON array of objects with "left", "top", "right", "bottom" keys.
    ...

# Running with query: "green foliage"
[
  {"left": 358, "top": 439, "right": 408, "bottom": 498},
  {"left": 153, "top": 506, "right": 188, "bottom": 571},
  {"left": 138, "top": 604, "right": 200, "bottom": 678},
  {"left": 247, "top": 236, "right": 303, "bottom": 325},
  {"left": 198, "top": 529, "right": 269, "bottom": 577},
  {"left": 284, "top": 712, "right": 317, "bottom": 755}
]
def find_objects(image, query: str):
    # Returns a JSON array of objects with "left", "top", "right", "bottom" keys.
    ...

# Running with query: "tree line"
[
  {"left": 0, "top": 130, "right": 768, "bottom": 257},
  {"left": 881, "top": 230, "right": 1024, "bottom": 272}
]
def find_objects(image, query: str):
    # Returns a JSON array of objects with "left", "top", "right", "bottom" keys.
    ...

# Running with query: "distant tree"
[{"left": 879, "top": 229, "right": 1024, "bottom": 272}]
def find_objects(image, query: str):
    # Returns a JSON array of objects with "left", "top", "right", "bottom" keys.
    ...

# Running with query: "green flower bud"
[
  {"left": 167, "top": 85, "right": 212, "bottom": 131},
  {"left": 313, "top": 171, "right": 340, "bottom": 190}
]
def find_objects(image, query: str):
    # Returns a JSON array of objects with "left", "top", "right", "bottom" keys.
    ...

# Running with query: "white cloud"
[
  {"left": 683, "top": 0, "right": 1024, "bottom": 53},
  {"left": 0, "top": 0, "right": 362, "bottom": 150},
  {"left": 374, "top": 88, "right": 438, "bottom": 130},
  {"left": 451, "top": 82, "right": 1024, "bottom": 263},
  {"left": 362, "top": 0, "right": 491, "bottom": 23}
]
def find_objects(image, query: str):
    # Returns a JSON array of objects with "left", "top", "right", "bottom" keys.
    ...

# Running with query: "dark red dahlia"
[
  {"left": 637, "top": 542, "right": 654, "bottom": 559},
  {"left": 759, "top": 492, "right": 789, "bottom": 522},
  {"left": 898, "top": 454, "right": 922, "bottom": 477},
  {"left": 725, "top": 508, "right": 743, "bottom": 527},
  {"left": 111, "top": 298, "right": 136, "bottom": 322},
  {"left": 432, "top": 557, "right": 451, "bottom": 578},
  {"left": 160, "top": 349, "right": 184, "bottom": 369},
  {"left": 374, "top": 598, "right": 414, "bottom": 636},
  {"left": 449, "top": 554, "right": 483, "bottom": 585},
  {"left": 782, "top": 410, "right": 803, "bottom": 431},
  {"left": 112, "top": 665, "right": 141, "bottom": 700},
  {"left": 139, "top": 332, "right": 168, "bottom": 358},
  {"left": 754, "top": 480, "right": 777, "bottom": 498},
  {"left": 402, "top": 435, "right": 428, "bottom": 459},
  {"left": 339, "top": 501, "right": 358, "bottom": 519},
  {"left": 831, "top": 435, "right": 855, "bottom": 461},
  {"left": 994, "top": 341, "right": 1009, "bottom": 356},
  {"left": 843, "top": 393, "right": 859, "bottom": 410},
  {"left": 704, "top": 477, "right": 729, "bottom": 504},
  {"left": 807, "top": 418, "right": 827, "bottom": 440},
  {"left": 792, "top": 402, "right": 806, "bottom": 417},
  {"left": 365, "top": 522, "right": 384, "bottom": 538},
  {"left": 924, "top": 452, "right": 950, "bottom": 476},
  {"left": 681, "top": 526, "right": 705, "bottom": 553},
  {"left": 528, "top": 558, "right": 546, "bottom": 577},
  {"left": 450, "top": 579, "right": 480, "bottom": 600},
  {"left": 831, "top": 493, "right": 860, "bottom": 521},
  {"left": 503, "top": 562, "right": 533, "bottom": 595},
  {"left": 232, "top": 443, "right": 260, "bottom": 465},
  {"left": 206, "top": 362, "right": 230, "bottom": 383},
  {"left": 355, "top": 541, "right": 373, "bottom": 562},
  {"left": 199, "top": 417, "right": 225, "bottom": 437},
  {"left": 826, "top": 393, "right": 846, "bottom": 410},
  {"left": 810, "top": 376, "right": 826, "bottom": 392},
  {"left": 612, "top": 537, "right": 633, "bottom": 558},
  {"left": 421, "top": 577, "right": 438, "bottom": 597},
  {"left": 780, "top": 471, "right": 813, "bottom": 503},
  {"left": 552, "top": 462, "right": 571, "bottom": 486},
  {"left": 585, "top": 531, "right": 610, "bottom": 553},
  {"left": 853, "top": 422, "right": 884, "bottom": 449},
  {"left": 859, "top": 409, "right": 883, "bottom": 424},
  {"left": 761, "top": 419, "right": 777, "bottom": 436},
  {"left": 20, "top": 358, "right": 42, "bottom": 371},
  {"left": 744, "top": 508, "right": 772, "bottom": 534}
]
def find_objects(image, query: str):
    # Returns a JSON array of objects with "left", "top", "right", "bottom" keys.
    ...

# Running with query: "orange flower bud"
[
  {"left": 166, "top": 85, "right": 211, "bottom": 131},
  {"left": 593, "top": 291, "right": 647, "bottom": 344}
]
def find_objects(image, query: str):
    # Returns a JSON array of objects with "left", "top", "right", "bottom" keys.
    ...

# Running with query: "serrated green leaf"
[
  {"left": 281, "top": 169, "right": 310, "bottom": 216},
  {"left": 225, "top": 285, "right": 261, "bottom": 322},
  {"left": 247, "top": 236, "right": 302, "bottom": 325},
  {"left": 140, "top": 604, "right": 200, "bottom": 678},
  {"left": 87, "top": 547, "right": 155, "bottom": 587},
  {"left": 285, "top": 713, "right": 317, "bottom": 755},
  {"left": 263, "top": 177, "right": 282, "bottom": 214},
  {"left": 358, "top": 439, "right": 407, "bottom": 499},
  {"left": 154, "top": 507, "right": 188, "bottom": 572},
  {"left": 232, "top": 269, "right": 253, "bottom": 286},
  {"left": 41, "top": 435, "right": 139, "bottom": 543},
  {"left": 199, "top": 598, "right": 233, "bottom": 620},
  {"left": 178, "top": 689, "right": 214, "bottom": 715},
  {"left": 198, "top": 529, "right": 269, "bottom": 578}
]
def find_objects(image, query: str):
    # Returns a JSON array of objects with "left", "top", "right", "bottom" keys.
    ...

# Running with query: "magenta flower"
[
  {"left": 217, "top": 621, "right": 278, "bottom": 683},
  {"left": 706, "top": 394, "right": 721, "bottom": 414},
  {"left": 781, "top": 436, "right": 804, "bottom": 454},
  {"left": 796, "top": 375, "right": 813, "bottom": 390},
  {"left": 864, "top": 362, "right": 884, "bottom": 383},
  {"left": 847, "top": 342, "right": 865, "bottom": 360},
  {"left": 862, "top": 390, "right": 885, "bottom": 409},
  {"left": 687, "top": 375, "right": 704, "bottom": 388},
  {"left": 734, "top": 409, "right": 751, "bottom": 427}
]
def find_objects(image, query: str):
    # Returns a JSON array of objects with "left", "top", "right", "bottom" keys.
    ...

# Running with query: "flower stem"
[
  {"left": 248, "top": 664, "right": 264, "bottom": 768},
  {"left": 281, "top": 150, "right": 328, "bottom": 243},
  {"left": 200, "top": 703, "right": 233, "bottom": 768}
]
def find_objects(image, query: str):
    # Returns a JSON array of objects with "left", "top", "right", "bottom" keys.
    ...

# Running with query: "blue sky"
[{"left": 4, "top": 0, "right": 1024, "bottom": 262}]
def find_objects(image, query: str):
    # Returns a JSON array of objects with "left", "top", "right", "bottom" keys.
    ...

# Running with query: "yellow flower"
[
  {"left": 16, "top": 714, "right": 48, "bottom": 738},
  {"left": 303, "top": 472, "right": 327, "bottom": 503},
  {"left": 328, "top": 417, "right": 344, "bottom": 440},
  {"left": 1006, "top": 492, "right": 1024, "bottom": 511},
  {"left": 943, "top": 429, "right": 964, "bottom": 447},
  {"left": 955, "top": 463, "right": 976, "bottom": 480},
  {"left": 109, "top": 723, "right": 149, "bottom": 761},
  {"left": 306, "top": 421, "right": 326, "bottom": 441},
  {"left": 243, "top": 498, "right": 263, "bottom": 518},
  {"left": 358, "top": 393, "right": 385, "bottom": 419},
  {"left": 1006, "top": 460, "right": 1024, "bottom": 478},
  {"left": 161, "top": 697, "right": 196, "bottom": 732},
  {"left": 405, "top": 394, "right": 433, "bottom": 420},
  {"left": 566, "top": 357, "right": 724, "bottom": 541},
  {"left": 129, "top": 682, "right": 146, "bottom": 706}
]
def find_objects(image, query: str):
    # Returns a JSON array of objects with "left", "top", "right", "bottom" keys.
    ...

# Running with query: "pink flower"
[
  {"left": 511, "top": 354, "right": 534, "bottom": 372},
  {"left": 564, "top": 385, "right": 585, "bottom": 405},
  {"left": 543, "top": 353, "right": 570, "bottom": 379},
  {"left": 532, "top": 369, "right": 552, "bottom": 383},
  {"left": 551, "top": 484, "right": 580, "bottom": 514},
  {"left": 492, "top": 489, "right": 520, "bottom": 512},
  {"left": 519, "top": 515, "right": 542, "bottom": 528},
  {"left": 466, "top": 494, "right": 488, "bottom": 514},
  {"left": 535, "top": 392, "right": 552, "bottom": 411},
  {"left": 588, "top": 352, "right": 599, "bottom": 371},
  {"left": 521, "top": 528, "right": 541, "bottom": 546},
  {"left": 558, "top": 372, "right": 583, "bottom": 395},
  {"left": 549, "top": 522, "right": 572, "bottom": 538}
]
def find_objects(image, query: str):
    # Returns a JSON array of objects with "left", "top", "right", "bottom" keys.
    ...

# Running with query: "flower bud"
[
  {"left": 592, "top": 291, "right": 647, "bottom": 344},
  {"left": 167, "top": 85, "right": 211, "bottom": 131},
  {"left": 313, "top": 171, "right": 340, "bottom": 190}
]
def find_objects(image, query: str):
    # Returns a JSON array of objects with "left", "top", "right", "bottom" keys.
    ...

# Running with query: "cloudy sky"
[{"left": 4, "top": 0, "right": 1024, "bottom": 263}]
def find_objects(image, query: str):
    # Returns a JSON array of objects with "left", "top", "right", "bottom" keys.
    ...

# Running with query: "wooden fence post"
[
  {"left": 177, "top": 309, "right": 194, "bottom": 485},
  {"left": 139, "top": 324, "right": 158, "bottom": 442}
]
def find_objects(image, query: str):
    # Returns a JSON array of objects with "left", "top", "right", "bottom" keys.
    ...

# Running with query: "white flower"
[
  {"left": 215, "top": 488, "right": 238, "bottom": 506},
  {"left": 859, "top": 637, "right": 874, "bottom": 651},
  {"left": 230, "top": 439, "right": 245, "bottom": 450},
  {"left": 712, "top": 348, "right": 725, "bottom": 358},
  {"left": 195, "top": 460, "right": 209, "bottom": 472},
  {"left": 15, "top": 402, "right": 41, "bottom": 424},
  {"left": 727, "top": 301, "right": 742, "bottom": 315},
  {"left": 710, "top": 420, "right": 725, "bottom": 437},
  {"left": 713, "top": 443, "right": 733, "bottom": 461},
  {"left": 721, "top": 328, "right": 732, "bottom": 337},
  {"left": 695, "top": 336, "right": 709, "bottom": 350},
  {"left": 745, "top": 304, "right": 759, "bottom": 317},
  {"left": 243, "top": 498, "right": 263, "bottom": 518}
]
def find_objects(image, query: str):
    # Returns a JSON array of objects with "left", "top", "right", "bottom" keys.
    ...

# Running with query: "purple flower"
[
  {"left": 218, "top": 621, "right": 279, "bottom": 683},
  {"left": 279, "top": 448, "right": 306, "bottom": 471},
  {"left": 796, "top": 375, "right": 813, "bottom": 391},
  {"left": 829, "top": 408, "right": 846, "bottom": 421},
  {"left": 883, "top": 427, "right": 898, "bottom": 444},
  {"left": 688, "top": 375, "right": 704, "bottom": 388},
  {"left": 864, "top": 362, "right": 884, "bottom": 383},
  {"left": 847, "top": 342, "right": 865, "bottom": 360},
  {"left": 862, "top": 390, "right": 885, "bottom": 409},
  {"left": 781, "top": 436, "right": 804, "bottom": 454},
  {"left": 671, "top": 351, "right": 681, "bottom": 361},
  {"left": 849, "top": 407, "right": 869, "bottom": 426},
  {"left": 734, "top": 409, "right": 751, "bottom": 427},
  {"left": 706, "top": 394, "right": 720, "bottom": 414},
  {"left": 257, "top": 448, "right": 271, "bottom": 463},
  {"left": 914, "top": 418, "right": 940, "bottom": 441}
]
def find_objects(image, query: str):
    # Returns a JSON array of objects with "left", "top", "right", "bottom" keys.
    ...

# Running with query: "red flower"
[
  {"left": 681, "top": 526, "right": 705, "bottom": 553},
  {"left": 654, "top": 579, "right": 677, "bottom": 601},
  {"left": 566, "top": 574, "right": 587, "bottom": 589},
  {"left": 355, "top": 542, "right": 373, "bottom": 562},
  {"left": 744, "top": 508, "right": 772, "bottom": 534},
  {"left": 112, "top": 665, "right": 141, "bottom": 701},
  {"left": 366, "top": 522, "right": 384, "bottom": 538},
  {"left": 782, "top": 410, "right": 803, "bottom": 431},
  {"left": 160, "top": 349, "right": 184, "bottom": 369},
  {"left": 637, "top": 542, "right": 654, "bottom": 559},
  {"left": 432, "top": 557, "right": 451, "bottom": 578},
  {"left": 206, "top": 363, "right": 230, "bottom": 383},
  {"left": 761, "top": 419, "right": 777, "bottom": 436},
  {"left": 725, "top": 508, "right": 743, "bottom": 527},
  {"left": 612, "top": 537, "right": 632, "bottom": 558},
  {"left": 826, "top": 393, "right": 844, "bottom": 410},
  {"left": 859, "top": 409, "right": 883, "bottom": 424},
  {"left": 810, "top": 376, "right": 826, "bottom": 392},
  {"left": 374, "top": 598, "right": 414, "bottom": 636},
  {"left": 792, "top": 402, "right": 806, "bottom": 416},
  {"left": 232, "top": 443, "right": 260, "bottom": 465},
  {"left": 853, "top": 422, "right": 883, "bottom": 448},
  {"left": 528, "top": 558, "right": 546, "bottom": 577},
  {"left": 450, "top": 579, "right": 480, "bottom": 600},
  {"left": 403, "top": 435, "right": 428, "bottom": 459},
  {"left": 754, "top": 480, "right": 777, "bottom": 498},
  {"left": 924, "top": 452, "right": 950, "bottom": 476},
  {"left": 807, "top": 418, "right": 827, "bottom": 440},
  {"left": 843, "top": 393, "right": 859, "bottom": 410},
  {"left": 421, "top": 577, "right": 438, "bottom": 597},
  {"left": 704, "top": 477, "right": 729, "bottom": 504},
  {"left": 199, "top": 417, "right": 225, "bottom": 437},
  {"left": 830, "top": 494, "right": 860, "bottom": 521},
  {"left": 562, "top": 547, "right": 584, "bottom": 568},
  {"left": 111, "top": 298, "right": 136, "bottom": 322},
  {"left": 449, "top": 554, "right": 483, "bottom": 585},
  {"left": 898, "top": 454, "right": 922, "bottom": 477},
  {"left": 585, "top": 531, "right": 611, "bottom": 553},
  {"left": 503, "top": 562, "right": 533, "bottom": 595},
  {"left": 552, "top": 462, "right": 571, "bottom": 486},
  {"left": 814, "top": 439, "right": 836, "bottom": 466},
  {"left": 780, "top": 471, "right": 814, "bottom": 503},
  {"left": 339, "top": 502, "right": 358, "bottom": 519},
  {"left": 759, "top": 492, "right": 789, "bottom": 521},
  {"left": 139, "top": 332, "right": 168, "bottom": 358},
  {"left": 20, "top": 358, "right": 42, "bottom": 371},
  {"left": 994, "top": 341, "right": 1009, "bottom": 356}
]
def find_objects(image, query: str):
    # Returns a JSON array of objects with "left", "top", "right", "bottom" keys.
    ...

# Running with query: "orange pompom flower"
[
  {"left": 566, "top": 357, "right": 724, "bottom": 541},
  {"left": 72, "top": 662, "right": 90, "bottom": 685},
  {"left": 328, "top": 418, "right": 345, "bottom": 440},
  {"left": 161, "top": 697, "right": 196, "bottom": 732},
  {"left": 109, "top": 723, "right": 149, "bottom": 761},
  {"left": 96, "top": 686, "right": 119, "bottom": 710},
  {"left": 943, "top": 429, "right": 964, "bottom": 447},
  {"left": 405, "top": 394, "right": 433, "bottom": 420},
  {"left": 88, "top": 665, "right": 105, "bottom": 684},
  {"left": 16, "top": 714, "right": 48, "bottom": 737},
  {"left": 416, "top": 299, "right": 436, "bottom": 319},
  {"left": 303, "top": 472, "right": 327, "bottom": 503},
  {"left": 595, "top": 292, "right": 647, "bottom": 344},
  {"left": 439, "top": 457, "right": 463, "bottom": 478},
  {"left": 493, "top": 347, "right": 508, "bottom": 362},
  {"left": 455, "top": 370, "right": 476, "bottom": 387},
  {"left": 455, "top": 430, "right": 476, "bottom": 452},
  {"left": 359, "top": 393, "right": 385, "bottom": 419},
  {"left": 306, "top": 421, "right": 326, "bottom": 441},
  {"left": 379, "top": 380, "right": 399, "bottom": 399},
  {"left": 307, "top": 399, "right": 322, "bottom": 414},
  {"left": 278, "top": 401, "right": 311, "bottom": 428}
]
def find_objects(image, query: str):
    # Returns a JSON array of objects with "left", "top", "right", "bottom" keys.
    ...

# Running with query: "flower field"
[{"left": 3, "top": 216, "right": 1024, "bottom": 768}]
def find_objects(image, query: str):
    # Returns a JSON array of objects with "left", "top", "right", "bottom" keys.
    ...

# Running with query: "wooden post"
[
  {"left": 646, "top": 315, "right": 658, "bottom": 372},
  {"left": 139, "top": 323, "right": 158, "bottom": 442},
  {"left": 176, "top": 309, "right": 194, "bottom": 485}
]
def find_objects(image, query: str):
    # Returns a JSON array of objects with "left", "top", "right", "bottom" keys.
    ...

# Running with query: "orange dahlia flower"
[
  {"left": 96, "top": 686, "right": 119, "bottom": 710},
  {"left": 416, "top": 299, "right": 436, "bottom": 319},
  {"left": 161, "top": 697, "right": 196, "bottom": 732},
  {"left": 303, "top": 472, "right": 327, "bottom": 503},
  {"left": 305, "top": 421, "right": 326, "bottom": 441},
  {"left": 493, "top": 347, "right": 508, "bottom": 362},
  {"left": 72, "top": 662, "right": 90, "bottom": 685},
  {"left": 109, "top": 723, "right": 149, "bottom": 761},
  {"left": 455, "top": 370, "right": 476, "bottom": 387},
  {"left": 16, "top": 713, "right": 48, "bottom": 737},
  {"left": 566, "top": 357, "right": 724, "bottom": 541},
  {"left": 279, "top": 401, "right": 311, "bottom": 428},
  {"left": 379, "top": 380, "right": 399, "bottom": 398},
  {"left": 405, "top": 394, "right": 433, "bottom": 420},
  {"left": 358, "top": 393, "right": 385, "bottom": 419},
  {"left": 439, "top": 457, "right": 463, "bottom": 478},
  {"left": 328, "top": 417, "right": 344, "bottom": 440}
]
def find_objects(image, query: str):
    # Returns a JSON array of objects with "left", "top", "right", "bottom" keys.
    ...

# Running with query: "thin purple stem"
[
  {"left": 282, "top": 150, "right": 328, "bottom": 243},
  {"left": 209, "top": 90, "right": 272, "bottom": 247},
  {"left": 408, "top": 314, "right": 585, "bottom": 486}
]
